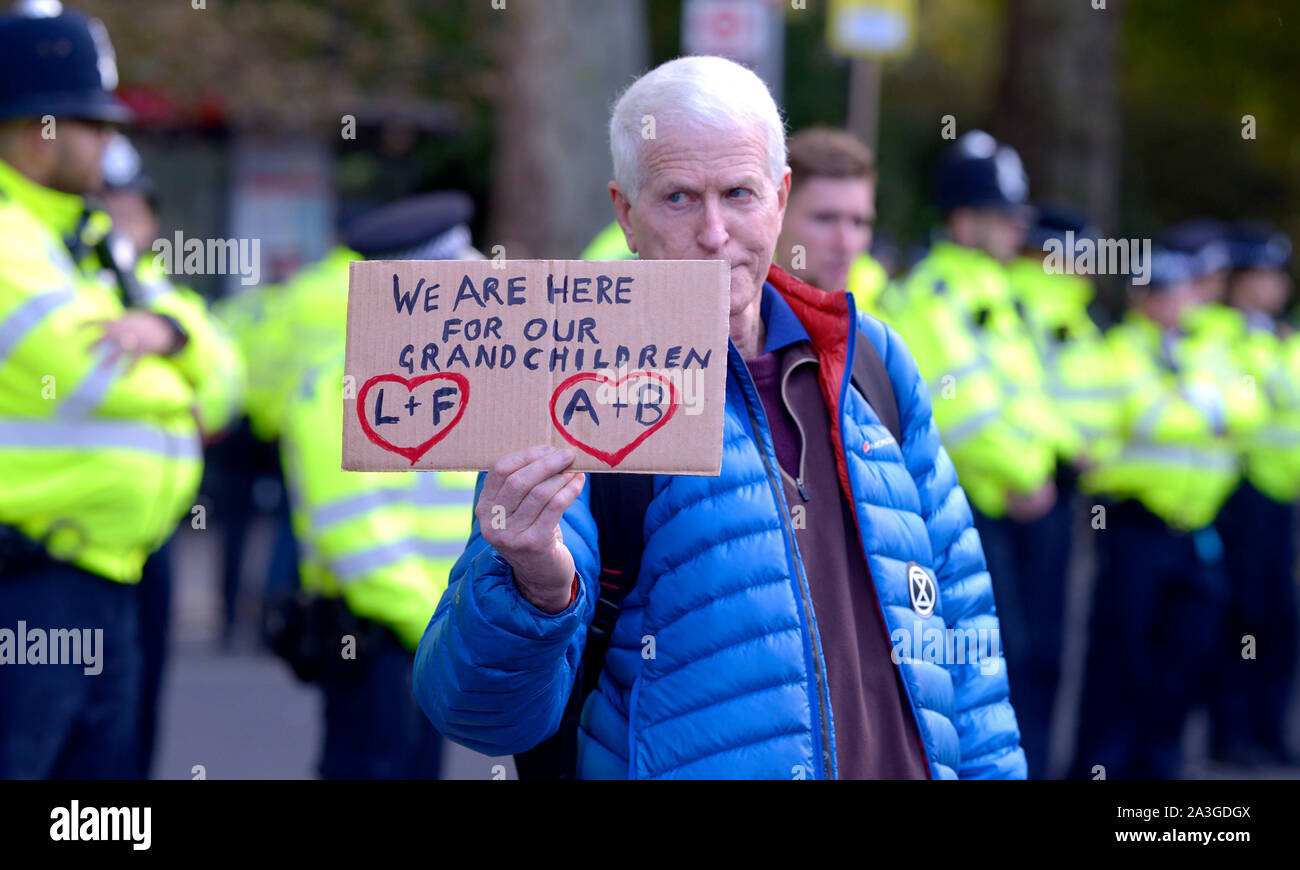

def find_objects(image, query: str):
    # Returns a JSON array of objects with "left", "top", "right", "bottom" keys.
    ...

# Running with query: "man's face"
[
  {"left": 47, "top": 119, "right": 113, "bottom": 195},
  {"left": 612, "top": 122, "right": 789, "bottom": 319},
  {"left": 951, "top": 207, "right": 1028, "bottom": 264},
  {"left": 1231, "top": 268, "right": 1292, "bottom": 316},
  {"left": 775, "top": 176, "right": 874, "bottom": 291},
  {"left": 1136, "top": 282, "right": 1196, "bottom": 330},
  {"left": 1194, "top": 268, "right": 1230, "bottom": 305}
]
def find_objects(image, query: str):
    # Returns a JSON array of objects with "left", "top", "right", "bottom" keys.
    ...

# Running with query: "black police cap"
[
  {"left": 1227, "top": 221, "right": 1292, "bottom": 271},
  {"left": 0, "top": 3, "right": 131, "bottom": 124},
  {"left": 1140, "top": 245, "right": 1200, "bottom": 291},
  {"left": 343, "top": 191, "right": 475, "bottom": 260},
  {"left": 1027, "top": 202, "right": 1098, "bottom": 251},
  {"left": 935, "top": 130, "right": 1032, "bottom": 218},
  {"left": 1157, "top": 218, "right": 1231, "bottom": 277}
]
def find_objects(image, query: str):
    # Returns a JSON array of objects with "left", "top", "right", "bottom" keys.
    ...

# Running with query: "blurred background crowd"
[{"left": 0, "top": 0, "right": 1297, "bottom": 780}]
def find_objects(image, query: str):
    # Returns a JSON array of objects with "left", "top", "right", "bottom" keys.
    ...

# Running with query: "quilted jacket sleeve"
[
  {"left": 411, "top": 474, "right": 602, "bottom": 756},
  {"left": 862, "top": 312, "right": 1028, "bottom": 779}
]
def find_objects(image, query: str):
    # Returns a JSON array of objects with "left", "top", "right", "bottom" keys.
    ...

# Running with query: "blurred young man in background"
[{"left": 774, "top": 127, "right": 878, "bottom": 302}]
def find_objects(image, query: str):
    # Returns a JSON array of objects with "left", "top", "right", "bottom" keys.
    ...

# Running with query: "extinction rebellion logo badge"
[{"left": 907, "top": 562, "right": 936, "bottom": 618}]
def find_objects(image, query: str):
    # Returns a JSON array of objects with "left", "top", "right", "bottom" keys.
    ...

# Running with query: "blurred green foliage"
[
  {"left": 1120, "top": 0, "right": 1299, "bottom": 239},
  {"left": 658, "top": 0, "right": 1298, "bottom": 264},
  {"left": 77, "top": 0, "right": 1299, "bottom": 265}
]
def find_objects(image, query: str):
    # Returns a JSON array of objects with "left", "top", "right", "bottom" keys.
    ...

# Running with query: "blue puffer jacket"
[{"left": 413, "top": 264, "right": 1026, "bottom": 779}]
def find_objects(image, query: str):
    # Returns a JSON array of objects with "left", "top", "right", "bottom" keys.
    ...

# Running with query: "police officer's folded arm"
[
  {"left": 1, "top": 262, "right": 193, "bottom": 418},
  {"left": 144, "top": 281, "right": 246, "bottom": 432}
]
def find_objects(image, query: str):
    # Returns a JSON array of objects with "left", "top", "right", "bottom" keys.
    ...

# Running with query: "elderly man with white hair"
[{"left": 413, "top": 56, "right": 1025, "bottom": 779}]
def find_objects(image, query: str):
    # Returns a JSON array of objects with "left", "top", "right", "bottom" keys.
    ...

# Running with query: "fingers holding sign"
[{"left": 477, "top": 445, "right": 587, "bottom": 613}]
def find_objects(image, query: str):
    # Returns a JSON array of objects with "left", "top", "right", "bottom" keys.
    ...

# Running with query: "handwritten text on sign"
[{"left": 342, "top": 259, "right": 729, "bottom": 474}]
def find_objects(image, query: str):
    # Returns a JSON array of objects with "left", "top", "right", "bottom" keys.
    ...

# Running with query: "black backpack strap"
[
  {"left": 851, "top": 326, "right": 902, "bottom": 445},
  {"left": 511, "top": 471, "right": 654, "bottom": 780},
  {"left": 583, "top": 472, "right": 653, "bottom": 690}
]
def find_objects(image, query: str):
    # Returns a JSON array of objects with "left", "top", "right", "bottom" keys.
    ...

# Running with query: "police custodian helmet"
[
  {"left": 0, "top": 1, "right": 132, "bottom": 124},
  {"left": 935, "top": 130, "right": 1033, "bottom": 219}
]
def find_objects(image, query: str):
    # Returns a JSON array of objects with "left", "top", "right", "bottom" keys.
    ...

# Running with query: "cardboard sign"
[{"left": 342, "top": 259, "right": 730, "bottom": 474}]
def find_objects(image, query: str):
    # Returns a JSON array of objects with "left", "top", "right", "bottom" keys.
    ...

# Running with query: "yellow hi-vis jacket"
[
  {"left": 883, "top": 240, "right": 1076, "bottom": 517},
  {"left": 1080, "top": 311, "right": 1263, "bottom": 530},
  {"left": 846, "top": 252, "right": 888, "bottom": 319},
  {"left": 215, "top": 246, "right": 355, "bottom": 442},
  {"left": 0, "top": 158, "right": 212, "bottom": 582},
  {"left": 1183, "top": 303, "right": 1300, "bottom": 503},
  {"left": 280, "top": 353, "right": 476, "bottom": 650},
  {"left": 134, "top": 257, "right": 245, "bottom": 437},
  {"left": 580, "top": 221, "right": 634, "bottom": 260},
  {"left": 1008, "top": 256, "right": 1126, "bottom": 466}
]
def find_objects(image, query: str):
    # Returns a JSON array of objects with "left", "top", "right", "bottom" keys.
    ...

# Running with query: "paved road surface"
[
  {"left": 154, "top": 520, "right": 512, "bottom": 780},
  {"left": 151, "top": 517, "right": 1298, "bottom": 780}
]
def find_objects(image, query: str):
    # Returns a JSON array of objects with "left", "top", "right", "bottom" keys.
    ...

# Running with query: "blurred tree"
[
  {"left": 993, "top": 0, "right": 1122, "bottom": 234},
  {"left": 487, "top": 0, "right": 649, "bottom": 258}
]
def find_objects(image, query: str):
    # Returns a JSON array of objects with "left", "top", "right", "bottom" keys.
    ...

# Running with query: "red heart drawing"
[
  {"left": 549, "top": 370, "right": 679, "bottom": 467},
  {"left": 356, "top": 372, "right": 470, "bottom": 465}
]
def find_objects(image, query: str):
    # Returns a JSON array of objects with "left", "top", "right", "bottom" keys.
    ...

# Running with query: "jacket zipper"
[
  {"left": 627, "top": 673, "right": 642, "bottom": 779},
  {"left": 732, "top": 349, "right": 834, "bottom": 780},
  {"left": 779, "top": 358, "right": 812, "bottom": 502}
]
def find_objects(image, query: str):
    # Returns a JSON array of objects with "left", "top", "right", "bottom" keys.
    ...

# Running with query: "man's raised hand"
[{"left": 476, "top": 445, "right": 587, "bottom": 614}]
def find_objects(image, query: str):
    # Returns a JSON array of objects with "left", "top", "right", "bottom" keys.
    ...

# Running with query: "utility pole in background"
[
  {"left": 994, "top": 0, "right": 1122, "bottom": 235},
  {"left": 828, "top": 0, "right": 917, "bottom": 155},
  {"left": 846, "top": 57, "right": 882, "bottom": 153}
]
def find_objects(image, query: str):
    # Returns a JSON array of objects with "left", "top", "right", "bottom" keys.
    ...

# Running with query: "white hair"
[{"left": 609, "top": 56, "right": 787, "bottom": 204}]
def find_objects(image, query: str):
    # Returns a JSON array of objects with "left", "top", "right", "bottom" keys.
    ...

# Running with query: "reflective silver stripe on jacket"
[
  {"left": 330, "top": 537, "right": 467, "bottom": 584},
  {"left": 1252, "top": 425, "right": 1300, "bottom": 447},
  {"left": 312, "top": 488, "right": 412, "bottom": 530},
  {"left": 1133, "top": 395, "right": 1173, "bottom": 441},
  {"left": 311, "top": 475, "right": 475, "bottom": 530},
  {"left": 0, "top": 418, "right": 200, "bottom": 460},
  {"left": 1048, "top": 383, "right": 1129, "bottom": 402},
  {"left": 57, "top": 348, "right": 127, "bottom": 419},
  {"left": 0, "top": 288, "right": 77, "bottom": 366},
  {"left": 939, "top": 407, "right": 1000, "bottom": 446},
  {"left": 940, "top": 356, "right": 993, "bottom": 383},
  {"left": 1114, "top": 443, "right": 1236, "bottom": 471}
]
